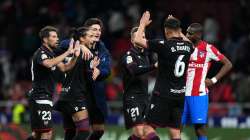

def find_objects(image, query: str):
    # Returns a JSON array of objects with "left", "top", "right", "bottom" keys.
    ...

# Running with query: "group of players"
[
  {"left": 121, "top": 11, "right": 232, "bottom": 140},
  {"left": 27, "top": 10, "right": 232, "bottom": 140},
  {"left": 27, "top": 18, "right": 111, "bottom": 140}
]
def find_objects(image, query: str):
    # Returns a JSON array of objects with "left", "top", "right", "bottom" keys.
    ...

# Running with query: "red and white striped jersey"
[{"left": 185, "top": 41, "right": 224, "bottom": 96}]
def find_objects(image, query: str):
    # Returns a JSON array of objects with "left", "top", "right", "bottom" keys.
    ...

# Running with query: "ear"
[
  {"left": 79, "top": 36, "right": 84, "bottom": 42},
  {"left": 131, "top": 34, "right": 135, "bottom": 43},
  {"left": 131, "top": 38, "right": 134, "bottom": 44},
  {"left": 43, "top": 38, "right": 48, "bottom": 43}
]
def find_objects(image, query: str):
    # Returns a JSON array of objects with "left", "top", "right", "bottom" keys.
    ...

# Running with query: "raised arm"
[
  {"left": 57, "top": 40, "right": 81, "bottom": 72},
  {"left": 134, "top": 11, "right": 152, "bottom": 48},
  {"left": 42, "top": 39, "right": 75, "bottom": 68}
]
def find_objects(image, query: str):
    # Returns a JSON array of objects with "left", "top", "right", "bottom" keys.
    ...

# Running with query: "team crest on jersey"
[
  {"left": 126, "top": 56, "right": 133, "bottom": 64},
  {"left": 199, "top": 51, "right": 205, "bottom": 58}
]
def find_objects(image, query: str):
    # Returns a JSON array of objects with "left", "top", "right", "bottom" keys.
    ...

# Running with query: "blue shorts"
[{"left": 182, "top": 95, "right": 208, "bottom": 124}]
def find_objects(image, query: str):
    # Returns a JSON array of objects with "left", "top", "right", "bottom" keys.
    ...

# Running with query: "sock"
[
  {"left": 88, "top": 130, "right": 104, "bottom": 140},
  {"left": 73, "top": 118, "right": 90, "bottom": 140},
  {"left": 64, "top": 128, "right": 76, "bottom": 140},
  {"left": 198, "top": 136, "right": 207, "bottom": 140},
  {"left": 128, "top": 134, "right": 141, "bottom": 140},
  {"left": 146, "top": 132, "right": 160, "bottom": 140}
]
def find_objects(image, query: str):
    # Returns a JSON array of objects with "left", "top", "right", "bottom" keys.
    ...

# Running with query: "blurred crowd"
[{"left": 0, "top": 0, "right": 250, "bottom": 124}]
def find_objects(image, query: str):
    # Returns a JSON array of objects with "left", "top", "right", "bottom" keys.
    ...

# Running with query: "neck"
[
  {"left": 133, "top": 44, "right": 144, "bottom": 52},
  {"left": 43, "top": 43, "right": 53, "bottom": 52},
  {"left": 166, "top": 32, "right": 180, "bottom": 39}
]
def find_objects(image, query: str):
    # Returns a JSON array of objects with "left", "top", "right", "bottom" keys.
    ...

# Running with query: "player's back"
[{"left": 148, "top": 37, "right": 193, "bottom": 98}]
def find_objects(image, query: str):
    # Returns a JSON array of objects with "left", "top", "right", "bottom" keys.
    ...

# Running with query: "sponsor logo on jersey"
[
  {"left": 199, "top": 51, "right": 205, "bottom": 58},
  {"left": 189, "top": 62, "right": 205, "bottom": 68}
]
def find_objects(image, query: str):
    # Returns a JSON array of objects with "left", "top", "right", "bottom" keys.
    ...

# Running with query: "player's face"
[
  {"left": 89, "top": 24, "right": 102, "bottom": 42},
  {"left": 186, "top": 31, "right": 199, "bottom": 43},
  {"left": 131, "top": 31, "right": 145, "bottom": 45},
  {"left": 46, "top": 31, "right": 59, "bottom": 48},
  {"left": 186, "top": 27, "right": 202, "bottom": 43},
  {"left": 186, "top": 31, "right": 195, "bottom": 41},
  {"left": 83, "top": 30, "right": 95, "bottom": 48}
]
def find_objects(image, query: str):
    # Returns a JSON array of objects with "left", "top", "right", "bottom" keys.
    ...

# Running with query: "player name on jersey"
[{"left": 171, "top": 42, "right": 191, "bottom": 53}]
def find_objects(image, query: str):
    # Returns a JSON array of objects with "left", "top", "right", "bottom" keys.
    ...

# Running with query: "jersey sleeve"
[
  {"left": 147, "top": 39, "right": 165, "bottom": 53},
  {"left": 207, "top": 45, "right": 225, "bottom": 61},
  {"left": 122, "top": 53, "right": 155, "bottom": 76},
  {"left": 37, "top": 51, "right": 49, "bottom": 65}
]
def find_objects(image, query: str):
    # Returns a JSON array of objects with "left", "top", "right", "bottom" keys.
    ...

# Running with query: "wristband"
[{"left": 211, "top": 77, "right": 217, "bottom": 84}]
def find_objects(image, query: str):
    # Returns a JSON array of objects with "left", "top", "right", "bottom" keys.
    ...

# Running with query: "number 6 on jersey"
[{"left": 174, "top": 55, "right": 185, "bottom": 77}]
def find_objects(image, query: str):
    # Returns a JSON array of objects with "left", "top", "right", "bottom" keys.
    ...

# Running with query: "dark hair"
[
  {"left": 70, "top": 26, "right": 90, "bottom": 40},
  {"left": 164, "top": 18, "right": 181, "bottom": 30},
  {"left": 84, "top": 18, "right": 103, "bottom": 30},
  {"left": 188, "top": 23, "right": 203, "bottom": 33},
  {"left": 130, "top": 27, "right": 138, "bottom": 37},
  {"left": 39, "top": 26, "right": 58, "bottom": 42}
]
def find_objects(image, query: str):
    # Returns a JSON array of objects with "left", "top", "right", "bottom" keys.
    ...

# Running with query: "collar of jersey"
[{"left": 40, "top": 45, "right": 56, "bottom": 57}]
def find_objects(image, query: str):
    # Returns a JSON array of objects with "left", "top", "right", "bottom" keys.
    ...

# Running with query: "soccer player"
[
  {"left": 54, "top": 27, "right": 97, "bottom": 140},
  {"left": 121, "top": 27, "right": 157, "bottom": 140},
  {"left": 84, "top": 18, "right": 111, "bottom": 140},
  {"left": 27, "top": 26, "right": 80, "bottom": 140},
  {"left": 134, "top": 11, "right": 194, "bottom": 140},
  {"left": 182, "top": 23, "right": 232, "bottom": 140}
]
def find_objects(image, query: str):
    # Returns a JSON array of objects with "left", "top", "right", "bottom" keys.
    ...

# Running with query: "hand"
[
  {"left": 67, "top": 39, "right": 74, "bottom": 55},
  {"left": 80, "top": 45, "right": 93, "bottom": 60},
  {"left": 139, "top": 11, "right": 152, "bottom": 27},
  {"left": 92, "top": 67, "right": 100, "bottom": 80},
  {"left": 154, "top": 62, "right": 158, "bottom": 68},
  {"left": 92, "top": 56, "right": 100, "bottom": 68},
  {"left": 205, "top": 78, "right": 214, "bottom": 87},
  {"left": 74, "top": 40, "right": 80, "bottom": 57}
]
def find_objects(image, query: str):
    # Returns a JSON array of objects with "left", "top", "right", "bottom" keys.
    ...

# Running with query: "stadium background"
[{"left": 0, "top": 0, "right": 250, "bottom": 139}]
